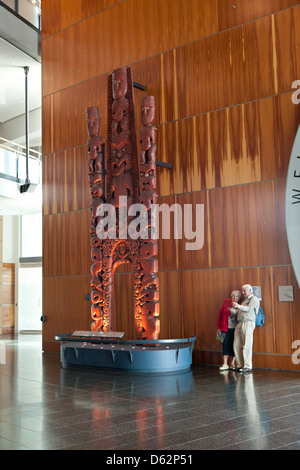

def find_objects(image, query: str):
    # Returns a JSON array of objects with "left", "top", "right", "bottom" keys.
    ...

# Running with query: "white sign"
[
  {"left": 278, "top": 286, "right": 294, "bottom": 302},
  {"left": 286, "top": 124, "right": 300, "bottom": 288}
]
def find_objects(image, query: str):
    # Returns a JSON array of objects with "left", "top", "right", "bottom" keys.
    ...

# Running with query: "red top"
[{"left": 217, "top": 304, "right": 231, "bottom": 332}]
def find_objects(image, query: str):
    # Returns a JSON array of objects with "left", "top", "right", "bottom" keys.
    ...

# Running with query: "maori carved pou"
[{"left": 86, "top": 67, "right": 160, "bottom": 340}]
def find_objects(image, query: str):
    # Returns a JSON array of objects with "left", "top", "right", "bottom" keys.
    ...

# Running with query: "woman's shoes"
[{"left": 219, "top": 364, "right": 240, "bottom": 371}]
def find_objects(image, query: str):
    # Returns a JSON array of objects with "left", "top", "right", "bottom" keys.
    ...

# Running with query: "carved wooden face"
[
  {"left": 90, "top": 183, "right": 104, "bottom": 198},
  {"left": 86, "top": 107, "right": 100, "bottom": 136},
  {"left": 112, "top": 68, "right": 128, "bottom": 100},
  {"left": 140, "top": 162, "right": 156, "bottom": 191},
  {"left": 111, "top": 139, "right": 132, "bottom": 176},
  {"left": 141, "top": 96, "right": 155, "bottom": 126}
]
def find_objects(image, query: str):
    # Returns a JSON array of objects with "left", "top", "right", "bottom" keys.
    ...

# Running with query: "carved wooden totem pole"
[{"left": 86, "top": 67, "right": 160, "bottom": 340}]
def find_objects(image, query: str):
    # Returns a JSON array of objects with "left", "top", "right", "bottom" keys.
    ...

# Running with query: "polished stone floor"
[{"left": 0, "top": 333, "right": 300, "bottom": 450}]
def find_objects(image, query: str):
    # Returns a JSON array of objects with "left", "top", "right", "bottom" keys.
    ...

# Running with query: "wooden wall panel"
[
  {"left": 155, "top": 94, "right": 299, "bottom": 197},
  {"left": 43, "top": 147, "right": 90, "bottom": 216},
  {"left": 158, "top": 270, "right": 183, "bottom": 340},
  {"left": 43, "top": 84, "right": 300, "bottom": 201},
  {"left": 156, "top": 265, "right": 298, "bottom": 357},
  {"left": 42, "top": 1, "right": 300, "bottom": 98},
  {"left": 42, "top": 0, "right": 300, "bottom": 40},
  {"left": 274, "top": 6, "right": 300, "bottom": 92},
  {"left": 46, "top": 75, "right": 108, "bottom": 155},
  {"left": 2, "top": 263, "right": 14, "bottom": 286},
  {"left": 42, "top": 1, "right": 300, "bottom": 369},
  {"left": 2, "top": 283, "right": 14, "bottom": 305},
  {"left": 131, "top": 55, "right": 164, "bottom": 128},
  {"left": 41, "top": 95, "right": 52, "bottom": 156},
  {"left": 42, "top": 275, "right": 91, "bottom": 350},
  {"left": 176, "top": 191, "right": 209, "bottom": 271},
  {"left": 217, "top": 0, "right": 300, "bottom": 30},
  {"left": 208, "top": 180, "right": 290, "bottom": 269},
  {"left": 42, "top": 0, "right": 220, "bottom": 96},
  {"left": 42, "top": 0, "right": 81, "bottom": 38},
  {"left": 173, "top": 15, "right": 278, "bottom": 120},
  {"left": 43, "top": 210, "right": 90, "bottom": 277},
  {"left": 157, "top": 196, "right": 179, "bottom": 272},
  {"left": 272, "top": 267, "right": 294, "bottom": 355},
  {"left": 2, "top": 305, "right": 14, "bottom": 330},
  {"left": 42, "top": 0, "right": 123, "bottom": 38},
  {"left": 2, "top": 264, "right": 15, "bottom": 334},
  {"left": 259, "top": 93, "right": 300, "bottom": 181}
]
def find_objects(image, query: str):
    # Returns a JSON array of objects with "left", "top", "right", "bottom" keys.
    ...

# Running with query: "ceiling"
[{"left": 0, "top": 185, "right": 42, "bottom": 215}]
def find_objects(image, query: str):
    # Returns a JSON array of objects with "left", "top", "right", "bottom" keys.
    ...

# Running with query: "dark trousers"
[{"left": 223, "top": 328, "right": 235, "bottom": 356}]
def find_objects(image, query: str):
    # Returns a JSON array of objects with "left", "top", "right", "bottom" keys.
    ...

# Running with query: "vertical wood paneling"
[
  {"left": 42, "top": 0, "right": 220, "bottom": 96},
  {"left": 43, "top": 210, "right": 90, "bottom": 277},
  {"left": 43, "top": 147, "right": 90, "bottom": 215},
  {"left": 274, "top": 7, "right": 298, "bottom": 93},
  {"left": 158, "top": 271, "right": 183, "bottom": 340},
  {"left": 176, "top": 191, "right": 209, "bottom": 271},
  {"left": 208, "top": 180, "right": 290, "bottom": 269},
  {"left": 42, "top": 275, "right": 91, "bottom": 345},
  {"left": 157, "top": 196, "right": 179, "bottom": 272},
  {"left": 218, "top": 0, "right": 300, "bottom": 30},
  {"left": 44, "top": 75, "right": 107, "bottom": 156},
  {"left": 41, "top": 95, "right": 52, "bottom": 156},
  {"left": 272, "top": 267, "right": 294, "bottom": 354},
  {"left": 42, "top": 1, "right": 300, "bottom": 367}
]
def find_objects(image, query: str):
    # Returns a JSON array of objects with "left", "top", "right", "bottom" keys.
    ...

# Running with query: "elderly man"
[{"left": 232, "top": 284, "right": 260, "bottom": 373}]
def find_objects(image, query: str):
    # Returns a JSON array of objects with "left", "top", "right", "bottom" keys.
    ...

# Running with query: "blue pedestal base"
[{"left": 55, "top": 335, "right": 196, "bottom": 373}]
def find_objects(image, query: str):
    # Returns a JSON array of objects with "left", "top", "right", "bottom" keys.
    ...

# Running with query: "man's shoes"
[{"left": 239, "top": 367, "right": 252, "bottom": 373}]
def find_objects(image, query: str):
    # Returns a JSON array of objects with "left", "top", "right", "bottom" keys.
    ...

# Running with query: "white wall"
[
  {"left": 3, "top": 214, "right": 19, "bottom": 264},
  {"left": 3, "top": 213, "right": 42, "bottom": 332}
]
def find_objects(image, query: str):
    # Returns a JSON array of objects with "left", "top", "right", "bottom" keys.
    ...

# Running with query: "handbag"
[{"left": 216, "top": 331, "right": 225, "bottom": 343}]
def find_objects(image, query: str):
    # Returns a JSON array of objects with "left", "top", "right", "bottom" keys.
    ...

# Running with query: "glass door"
[{"left": 18, "top": 264, "right": 42, "bottom": 331}]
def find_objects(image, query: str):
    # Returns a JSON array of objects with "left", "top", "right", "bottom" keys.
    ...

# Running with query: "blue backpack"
[{"left": 255, "top": 306, "right": 265, "bottom": 327}]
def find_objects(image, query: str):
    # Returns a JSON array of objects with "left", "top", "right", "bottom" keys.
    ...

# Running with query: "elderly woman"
[{"left": 217, "top": 290, "right": 241, "bottom": 371}]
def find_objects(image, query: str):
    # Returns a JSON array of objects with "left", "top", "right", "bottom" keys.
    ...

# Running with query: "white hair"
[
  {"left": 242, "top": 284, "right": 253, "bottom": 292},
  {"left": 231, "top": 290, "right": 241, "bottom": 299}
]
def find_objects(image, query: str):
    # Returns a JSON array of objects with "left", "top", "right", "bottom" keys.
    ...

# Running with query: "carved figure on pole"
[
  {"left": 86, "top": 106, "right": 105, "bottom": 331},
  {"left": 86, "top": 68, "right": 160, "bottom": 340},
  {"left": 138, "top": 96, "right": 159, "bottom": 339}
]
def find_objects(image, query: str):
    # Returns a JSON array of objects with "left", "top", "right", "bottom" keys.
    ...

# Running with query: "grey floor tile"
[{"left": 1, "top": 333, "right": 300, "bottom": 450}]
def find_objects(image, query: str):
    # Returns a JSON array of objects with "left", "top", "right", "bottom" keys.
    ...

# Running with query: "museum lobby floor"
[{"left": 0, "top": 333, "right": 300, "bottom": 451}]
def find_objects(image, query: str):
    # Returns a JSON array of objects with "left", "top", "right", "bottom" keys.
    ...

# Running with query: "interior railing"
[{"left": 0, "top": 137, "right": 41, "bottom": 184}]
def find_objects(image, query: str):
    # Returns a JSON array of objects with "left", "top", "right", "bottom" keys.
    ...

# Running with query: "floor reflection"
[
  {"left": 1, "top": 334, "right": 300, "bottom": 450},
  {"left": 60, "top": 367, "right": 195, "bottom": 398}
]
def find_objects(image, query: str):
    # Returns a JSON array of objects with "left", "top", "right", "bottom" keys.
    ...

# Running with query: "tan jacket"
[{"left": 237, "top": 294, "right": 260, "bottom": 323}]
